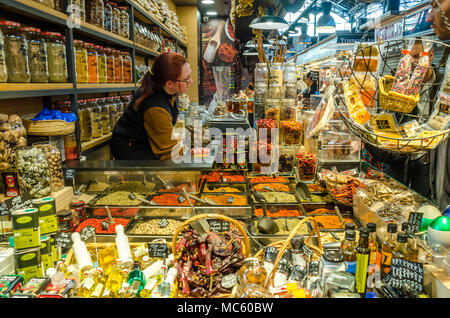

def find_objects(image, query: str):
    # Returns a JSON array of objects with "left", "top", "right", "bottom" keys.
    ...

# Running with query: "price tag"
[
  {"left": 80, "top": 225, "right": 96, "bottom": 241},
  {"left": 64, "top": 168, "right": 76, "bottom": 186},
  {"left": 101, "top": 220, "right": 110, "bottom": 230},
  {"left": 302, "top": 245, "right": 313, "bottom": 258},
  {"left": 1, "top": 191, "right": 32, "bottom": 216},
  {"left": 209, "top": 220, "right": 230, "bottom": 233},
  {"left": 148, "top": 243, "right": 168, "bottom": 258},
  {"left": 158, "top": 219, "right": 169, "bottom": 228},
  {"left": 227, "top": 196, "right": 234, "bottom": 204},
  {"left": 177, "top": 195, "right": 186, "bottom": 204},
  {"left": 54, "top": 232, "right": 73, "bottom": 251},
  {"left": 390, "top": 258, "right": 424, "bottom": 294},
  {"left": 408, "top": 212, "right": 423, "bottom": 234}
]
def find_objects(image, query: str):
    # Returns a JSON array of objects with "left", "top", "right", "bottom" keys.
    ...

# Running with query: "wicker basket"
[
  {"left": 378, "top": 75, "right": 420, "bottom": 113},
  {"left": 253, "top": 217, "right": 324, "bottom": 290},
  {"left": 22, "top": 115, "right": 75, "bottom": 136},
  {"left": 171, "top": 213, "right": 250, "bottom": 298}
]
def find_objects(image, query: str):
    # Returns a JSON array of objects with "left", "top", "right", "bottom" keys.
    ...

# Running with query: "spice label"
[
  {"left": 158, "top": 219, "right": 169, "bottom": 228},
  {"left": 54, "top": 232, "right": 72, "bottom": 251},
  {"left": 80, "top": 225, "right": 96, "bottom": 242},
  {"left": 209, "top": 220, "right": 230, "bottom": 233},
  {"left": 1, "top": 192, "right": 32, "bottom": 216},
  {"left": 148, "top": 243, "right": 168, "bottom": 258},
  {"left": 302, "top": 245, "right": 313, "bottom": 258},
  {"left": 390, "top": 258, "right": 424, "bottom": 293},
  {"left": 407, "top": 212, "right": 423, "bottom": 234}
]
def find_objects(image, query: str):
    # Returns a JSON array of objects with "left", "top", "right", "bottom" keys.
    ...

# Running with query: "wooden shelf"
[
  {"left": 0, "top": 83, "right": 73, "bottom": 91},
  {"left": 76, "top": 83, "right": 137, "bottom": 94},
  {"left": 81, "top": 133, "right": 112, "bottom": 152},
  {"left": 0, "top": 0, "right": 68, "bottom": 25},
  {"left": 76, "top": 83, "right": 135, "bottom": 89},
  {"left": 134, "top": 42, "right": 160, "bottom": 57},
  {"left": 77, "top": 21, "right": 134, "bottom": 48}
]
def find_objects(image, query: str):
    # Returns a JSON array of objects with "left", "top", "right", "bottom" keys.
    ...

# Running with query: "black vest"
[{"left": 111, "top": 89, "right": 178, "bottom": 159}]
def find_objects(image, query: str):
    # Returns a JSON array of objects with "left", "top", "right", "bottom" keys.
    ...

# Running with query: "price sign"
[
  {"left": 80, "top": 225, "right": 96, "bottom": 241},
  {"left": 64, "top": 168, "right": 76, "bottom": 187},
  {"left": 408, "top": 212, "right": 424, "bottom": 234},
  {"left": 158, "top": 219, "right": 169, "bottom": 228},
  {"left": 148, "top": 243, "right": 168, "bottom": 258},
  {"left": 0, "top": 191, "right": 32, "bottom": 216},
  {"left": 209, "top": 220, "right": 230, "bottom": 233},
  {"left": 54, "top": 232, "right": 73, "bottom": 251},
  {"left": 390, "top": 258, "right": 424, "bottom": 294},
  {"left": 227, "top": 196, "right": 234, "bottom": 205},
  {"left": 309, "top": 71, "right": 319, "bottom": 81}
]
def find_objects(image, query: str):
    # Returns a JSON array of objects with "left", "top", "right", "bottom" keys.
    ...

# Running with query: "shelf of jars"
[
  {"left": 75, "top": 83, "right": 137, "bottom": 94},
  {"left": 0, "top": 0, "right": 68, "bottom": 25},
  {"left": 0, "top": 83, "right": 74, "bottom": 99}
]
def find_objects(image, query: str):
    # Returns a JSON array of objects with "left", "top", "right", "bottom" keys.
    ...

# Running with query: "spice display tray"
[
  {"left": 199, "top": 182, "right": 248, "bottom": 195},
  {"left": 197, "top": 192, "right": 251, "bottom": 207},
  {"left": 252, "top": 205, "right": 304, "bottom": 218},
  {"left": 124, "top": 215, "right": 190, "bottom": 237},
  {"left": 74, "top": 215, "right": 134, "bottom": 235},
  {"left": 301, "top": 203, "right": 353, "bottom": 216},
  {"left": 250, "top": 216, "right": 309, "bottom": 237},
  {"left": 306, "top": 214, "right": 361, "bottom": 232}
]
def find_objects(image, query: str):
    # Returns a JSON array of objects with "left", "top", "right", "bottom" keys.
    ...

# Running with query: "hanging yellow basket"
[{"left": 378, "top": 75, "right": 420, "bottom": 113}]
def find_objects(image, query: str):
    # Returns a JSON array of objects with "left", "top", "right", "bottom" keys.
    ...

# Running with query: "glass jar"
[
  {"left": 254, "top": 62, "right": 268, "bottom": 84},
  {"left": 104, "top": 47, "right": 115, "bottom": 83},
  {"left": 63, "top": 134, "right": 77, "bottom": 160},
  {"left": 268, "top": 83, "right": 281, "bottom": 99},
  {"left": 88, "top": 98, "right": 103, "bottom": 138},
  {"left": 319, "top": 251, "right": 345, "bottom": 287},
  {"left": 302, "top": 110, "right": 318, "bottom": 153},
  {"left": 0, "top": 21, "right": 30, "bottom": 83},
  {"left": 121, "top": 51, "right": 132, "bottom": 83},
  {"left": 33, "top": 0, "right": 54, "bottom": 9},
  {"left": 284, "top": 83, "right": 297, "bottom": 99},
  {"left": 33, "top": 141, "right": 65, "bottom": 192},
  {"left": 269, "top": 62, "right": 282, "bottom": 85},
  {"left": 74, "top": 40, "right": 88, "bottom": 83},
  {"left": 71, "top": 0, "right": 86, "bottom": 21},
  {"left": 278, "top": 148, "right": 295, "bottom": 174},
  {"left": 254, "top": 83, "right": 268, "bottom": 121},
  {"left": 0, "top": 28, "right": 7, "bottom": 82},
  {"left": 86, "top": 0, "right": 104, "bottom": 29},
  {"left": 104, "top": 1, "right": 113, "bottom": 32},
  {"left": 85, "top": 42, "right": 98, "bottom": 83},
  {"left": 237, "top": 258, "right": 267, "bottom": 287},
  {"left": 280, "top": 99, "right": 297, "bottom": 121},
  {"left": 21, "top": 27, "right": 48, "bottom": 83},
  {"left": 113, "top": 49, "right": 123, "bottom": 83},
  {"left": 108, "top": 99, "right": 116, "bottom": 130},
  {"left": 119, "top": 7, "right": 129, "bottom": 39},
  {"left": 55, "top": 100, "right": 72, "bottom": 113},
  {"left": 296, "top": 149, "right": 317, "bottom": 181},
  {"left": 99, "top": 98, "right": 110, "bottom": 135},
  {"left": 16, "top": 146, "right": 52, "bottom": 199},
  {"left": 264, "top": 99, "right": 280, "bottom": 123},
  {"left": 42, "top": 32, "right": 67, "bottom": 83},
  {"left": 119, "top": 95, "right": 127, "bottom": 114},
  {"left": 110, "top": 2, "right": 121, "bottom": 35},
  {"left": 96, "top": 45, "right": 107, "bottom": 83},
  {"left": 78, "top": 99, "right": 92, "bottom": 142},
  {"left": 281, "top": 121, "right": 302, "bottom": 146},
  {"left": 283, "top": 62, "right": 297, "bottom": 85}
]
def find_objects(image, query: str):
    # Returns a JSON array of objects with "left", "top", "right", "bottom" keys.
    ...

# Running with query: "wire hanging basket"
[{"left": 334, "top": 37, "right": 450, "bottom": 155}]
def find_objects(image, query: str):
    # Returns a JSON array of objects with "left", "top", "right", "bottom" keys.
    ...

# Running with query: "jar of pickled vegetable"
[
  {"left": 0, "top": 28, "right": 6, "bottom": 82},
  {"left": 113, "top": 49, "right": 123, "bottom": 83},
  {"left": 99, "top": 98, "right": 110, "bottom": 135},
  {"left": 108, "top": 99, "right": 116, "bottom": 130},
  {"left": 110, "top": 2, "right": 121, "bottom": 35},
  {"left": 104, "top": 1, "right": 113, "bottom": 32},
  {"left": 280, "top": 99, "right": 297, "bottom": 121},
  {"left": 21, "top": 27, "right": 48, "bottom": 83},
  {"left": 78, "top": 99, "right": 92, "bottom": 142},
  {"left": 74, "top": 39, "right": 88, "bottom": 83},
  {"left": 96, "top": 45, "right": 107, "bottom": 83},
  {"left": 42, "top": 32, "right": 67, "bottom": 83},
  {"left": 121, "top": 51, "right": 132, "bottom": 83},
  {"left": 115, "top": 95, "right": 125, "bottom": 114},
  {"left": 88, "top": 98, "right": 103, "bottom": 138},
  {"left": 85, "top": 42, "right": 98, "bottom": 83},
  {"left": 0, "top": 21, "right": 30, "bottom": 83},
  {"left": 118, "top": 7, "right": 129, "bottom": 39},
  {"left": 104, "top": 47, "right": 115, "bottom": 83},
  {"left": 86, "top": 0, "right": 104, "bottom": 29}
]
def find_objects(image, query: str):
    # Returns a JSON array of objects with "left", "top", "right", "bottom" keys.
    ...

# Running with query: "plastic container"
[
  {"left": 296, "top": 150, "right": 317, "bottom": 181},
  {"left": 86, "top": 0, "right": 104, "bottom": 29},
  {"left": 269, "top": 62, "right": 282, "bottom": 85},
  {"left": 119, "top": 7, "right": 129, "bottom": 39},
  {"left": 264, "top": 99, "right": 281, "bottom": 123},
  {"left": 42, "top": 32, "right": 67, "bottom": 83},
  {"left": 115, "top": 224, "right": 133, "bottom": 270},
  {"left": 104, "top": 1, "right": 113, "bottom": 32},
  {"left": 71, "top": 232, "right": 93, "bottom": 272},
  {"left": 282, "top": 121, "right": 302, "bottom": 146},
  {"left": 74, "top": 40, "right": 88, "bottom": 83},
  {"left": 33, "top": 141, "right": 65, "bottom": 192},
  {"left": 319, "top": 251, "right": 345, "bottom": 287},
  {"left": 283, "top": 62, "right": 297, "bottom": 85},
  {"left": 0, "top": 21, "right": 30, "bottom": 83},
  {"left": 110, "top": 2, "right": 121, "bottom": 35},
  {"left": 268, "top": 83, "right": 281, "bottom": 99},
  {"left": 99, "top": 98, "right": 110, "bottom": 135},
  {"left": 278, "top": 147, "right": 295, "bottom": 174},
  {"left": 254, "top": 62, "right": 268, "bottom": 84},
  {"left": 284, "top": 83, "right": 297, "bottom": 99},
  {"left": 21, "top": 27, "right": 48, "bottom": 83},
  {"left": 108, "top": 99, "right": 116, "bottom": 130}
]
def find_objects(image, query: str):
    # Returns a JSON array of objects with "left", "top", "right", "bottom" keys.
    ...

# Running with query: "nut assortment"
[
  {"left": 17, "top": 146, "right": 52, "bottom": 198},
  {"left": 127, "top": 218, "right": 183, "bottom": 235},
  {"left": 0, "top": 114, "right": 27, "bottom": 170},
  {"left": 33, "top": 142, "right": 64, "bottom": 192}
]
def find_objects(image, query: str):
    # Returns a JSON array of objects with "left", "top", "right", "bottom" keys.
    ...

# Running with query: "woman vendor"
[{"left": 111, "top": 52, "right": 192, "bottom": 160}]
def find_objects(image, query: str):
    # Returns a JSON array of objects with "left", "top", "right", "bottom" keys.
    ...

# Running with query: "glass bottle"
[
  {"left": 85, "top": 42, "right": 98, "bottom": 83},
  {"left": 42, "top": 32, "right": 67, "bottom": 82},
  {"left": 99, "top": 98, "right": 110, "bottom": 135},
  {"left": 121, "top": 51, "right": 132, "bottom": 83},
  {"left": 0, "top": 21, "right": 30, "bottom": 83},
  {"left": 341, "top": 230, "right": 357, "bottom": 274},
  {"left": 118, "top": 7, "right": 129, "bottom": 38},
  {"left": 381, "top": 223, "right": 397, "bottom": 277},
  {"left": 108, "top": 98, "right": 116, "bottom": 130},
  {"left": 401, "top": 222, "right": 419, "bottom": 262},
  {"left": 89, "top": 98, "right": 103, "bottom": 138},
  {"left": 273, "top": 257, "right": 290, "bottom": 288},
  {"left": 254, "top": 62, "right": 268, "bottom": 84},
  {"left": 128, "top": 261, "right": 146, "bottom": 296},
  {"left": 0, "top": 28, "right": 7, "bottom": 82},
  {"left": 74, "top": 40, "right": 88, "bottom": 83},
  {"left": 392, "top": 232, "right": 410, "bottom": 260},
  {"left": 110, "top": 2, "right": 121, "bottom": 35},
  {"left": 104, "top": 1, "right": 113, "bottom": 32},
  {"left": 105, "top": 259, "right": 124, "bottom": 297},
  {"left": 21, "top": 27, "right": 48, "bottom": 83},
  {"left": 355, "top": 228, "right": 370, "bottom": 294},
  {"left": 77, "top": 267, "right": 103, "bottom": 297},
  {"left": 86, "top": 0, "right": 104, "bottom": 29},
  {"left": 96, "top": 45, "right": 107, "bottom": 83},
  {"left": 104, "top": 47, "right": 115, "bottom": 83},
  {"left": 113, "top": 49, "right": 123, "bottom": 83},
  {"left": 290, "top": 236, "right": 307, "bottom": 270},
  {"left": 79, "top": 99, "right": 92, "bottom": 142},
  {"left": 367, "top": 222, "right": 379, "bottom": 276}
]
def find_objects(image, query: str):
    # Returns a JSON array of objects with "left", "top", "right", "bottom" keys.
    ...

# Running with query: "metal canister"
[
  {"left": 14, "top": 247, "right": 42, "bottom": 283},
  {"left": 32, "top": 197, "right": 58, "bottom": 235},
  {"left": 39, "top": 236, "right": 52, "bottom": 275},
  {"left": 11, "top": 208, "right": 40, "bottom": 250},
  {"left": 56, "top": 210, "right": 75, "bottom": 232},
  {"left": 70, "top": 200, "right": 86, "bottom": 223}
]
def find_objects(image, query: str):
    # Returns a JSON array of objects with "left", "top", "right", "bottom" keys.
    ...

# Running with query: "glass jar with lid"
[
  {"left": 121, "top": 51, "right": 132, "bottom": 83},
  {"left": 88, "top": 98, "right": 103, "bottom": 138},
  {"left": 21, "top": 27, "right": 48, "bottom": 83},
  {"left": 0, "top": 21, "right": 30, "bottom": 83},
  {"left": 86, "top": 0, "right": 104, "bottom": 29},
  {"left": 0, "top": 28, "right": 6, "bottom": 82},
  {"left": 283, "top": 62, "right": 297, "bottom": 85},
  {"left": 104, "top": 1, "right": 113, "bottom": 32},
  {"left": 99, "top": 98, "right": 110, "bottom": 135},
  {"left": 96, "top": 45, "right": 107, "bottom": 84},
  {"left": 254, "top": 62, "right": 268, "bottom": 84},
  {"left": 74, "top": 40, "right": 88, "bottom": 83},
  {"left": 319, "top": 250, "right": 345, "bottom": 287},
  {"left": 73, "top": 0, "right": 86, "bottom": 21},
  {"left": 104, "top": 47, "right": 115, "bottom": 83},
  {"left": 118, "top": 7, "right": 129, "bottom": 39},
  {"left": 237, "top": 258, "right": 267, "bottom": 287},
  {"left": 281, "top": 121, "right": 302, "bottom": 146},
  {"left": 110, "top": 2, "right": 121, "bottom": 35},
  {"left": 78, "top": 99, "right": 92, "bottom": 142},
  {"left": 107, "top": 98, "right": 116, "bottom": 130},
  {"left": 264, "top": 99, "right": 280, "bottom": 123},
  {"left": 85, "top": 42, "right": 98, "bottom": 83},
  {"left": 283, "top": 83, "right": 297, "bottom": 99},
  {"left": 41, "top": 32, "right": 67, "bottom": 83},
  {"left": 269, "top": 62, "right": 282, "bottom": 85},
  {"left": 116, "top": 95, "right": 125, "bottom": 114},
  {"left": 113, "top": 49, "right": 123, "bottom": 83},
  {"left": 57, "top": 100, "right": 72, "bottom": 114},
  {"left": 277, "top": 147, "right": 295, "bottom": 174},
  {"left": 268, "top": 83, "right": 281, "bottom": 99},
  {"left": 280, "top": 99, "right": 297, "bottom": 121}
]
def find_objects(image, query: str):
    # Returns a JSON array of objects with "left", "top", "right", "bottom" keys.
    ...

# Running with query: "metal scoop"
[
  {"left": 105, "top": 206, "right": 115, "bottom": 224},
  {"left": 293, "top": 166, "right": 311, "bottom": 200},
  {"left": 156, "top": 176, "right": 174, "bottom": 190},
  {"left": 186, "top": 194, "right": 218, "bottom": 206},
  {"left": 253, "top": 191, "right": 278, "bottom": 235},
  {"left": 128, "top": 192, "right": 158, "bottom": 206}
]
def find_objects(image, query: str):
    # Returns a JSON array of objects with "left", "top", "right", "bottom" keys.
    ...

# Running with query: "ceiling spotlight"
[
  {"left": 317, "top": 2, "right": 336, "bottom": 29},
  {"left": 249, "top": 7, "right": 289, "bottom": 30},
  {"left": 206, "top": 11, "right": 218, "bottom": 16},
  {"left": 201, "top": 0, "right": 214, "bottom": 3}
]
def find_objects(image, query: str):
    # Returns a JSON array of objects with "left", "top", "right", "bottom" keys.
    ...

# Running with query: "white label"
[
  {"left": 90, "top": 283, "right": 104, "bottom": 297},
  {"left": 81, "top": 277, "right": 95, "bottom": 291},
  {"left": 273, "top": 272, "right": 288, "bottom": 288}
]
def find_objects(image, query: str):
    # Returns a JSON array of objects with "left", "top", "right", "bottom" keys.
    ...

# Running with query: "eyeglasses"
[{"left": 175, "top": 74, "right": 192, "bottom": 83}]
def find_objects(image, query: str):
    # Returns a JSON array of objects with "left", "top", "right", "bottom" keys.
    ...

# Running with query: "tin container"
[
  {"left": 14, "top": 247, "right": 41, "bottom": 283},
  {"left": 11, "top": 208, "right": 40, "bottom": 250},
  {"left": 71, "top": 200, "right": 86, "bottom": 223},
  {"left": 0, "top": 274, "right": 25, "bottom": 297},
  {"left": 32, "top": 197, "right": 58, "bottom": 235},
  {"left": 56, "top": 210, "right": 75, "bottom": 232},
  {"left": 39, "top": 236, "right": 52, "bottom": 274},
  {"left": 49, "top": 235, "right": 59, "bottom": 265}
]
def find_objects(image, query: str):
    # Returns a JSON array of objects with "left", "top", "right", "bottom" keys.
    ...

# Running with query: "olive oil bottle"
[
  {"left": 381, "top": 223, "right": 397, "bottom": 277},
  {"left": 105, "top": 259, "right": 125, "bottom": 297}
]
